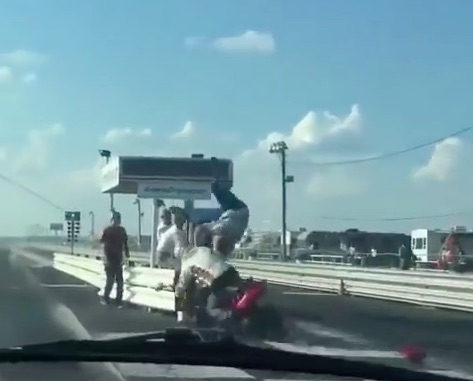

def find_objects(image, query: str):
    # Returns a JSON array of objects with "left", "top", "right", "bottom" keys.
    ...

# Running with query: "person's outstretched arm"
[{"left": 122, "top": 226, "right": 130, "bottom": 258}]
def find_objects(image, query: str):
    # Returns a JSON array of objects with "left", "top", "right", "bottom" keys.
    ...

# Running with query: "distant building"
[{"left": 295, "top": 228, "right": 410, "bottom": 254}]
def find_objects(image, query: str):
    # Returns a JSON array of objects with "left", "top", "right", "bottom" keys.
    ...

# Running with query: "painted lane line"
[
  {"left": 115, "top": 363, "right": 255, "bottom": 379},
  {"left": 294, "top": 321, "right": 369, "bottom": 345},
  {"left": 265, "top": 341, "right": 403, "bottom": 359},
  {"left": 283, "top": 292, "right": 335, "bottom": 296},
  {"left": 13, "top": 249, "right": 53, "bottom": 267},
  {"left": 40, "top": 284, "right": 94, "bottom": 288},
  {"left": 428, "top": 370, "right": 473, "bottom": 380}
]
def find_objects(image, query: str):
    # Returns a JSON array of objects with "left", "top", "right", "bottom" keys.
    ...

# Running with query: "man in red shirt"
[{"left": 100, "top": 211, "right": 129, "bottom": 306}]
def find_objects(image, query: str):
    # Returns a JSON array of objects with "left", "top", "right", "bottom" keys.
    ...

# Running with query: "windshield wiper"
[
  {"left": 0, "top": 328, "right": 468, "bottom": 381},
  {"left": 15, "top": 327, "right": 232, "bottom": 351}
]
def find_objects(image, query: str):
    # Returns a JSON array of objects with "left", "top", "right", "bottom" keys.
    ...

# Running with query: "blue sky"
[{"left": 1, "top": 0, "right": 473, "bottom": 236}]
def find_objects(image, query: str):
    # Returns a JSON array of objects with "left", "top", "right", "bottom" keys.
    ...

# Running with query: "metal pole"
[
  {"left": 137, "top": 200, "right": 142, "bottom": 247},
  {"left": 89, "top": 211, "right": 95, "bottom": 238},
  {"left": 281, "top": 149, "right": 287, "bottom": 261},
  {"left": 150, "top": 198, "right": 160, "bottom": 268},
  {"left": 70, "top": 221, "right": 75, "bottom": 255},
  {"left": 184, "top": 200, "right": 194, "bottom": 245},
  {"left": 110, "top": 194, "right": 115, "bottom": 212},
  {"left": 104, "top": 155, "right": 115, "bottom": 213}
]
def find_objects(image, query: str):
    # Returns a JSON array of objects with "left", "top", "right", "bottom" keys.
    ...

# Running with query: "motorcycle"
[{"left": 180, "top": 277, "right": 286, "bottom": 341}]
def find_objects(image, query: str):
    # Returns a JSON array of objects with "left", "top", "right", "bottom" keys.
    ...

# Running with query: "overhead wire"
[
  {"left": 288, "top": 125, "right": 473, "bottom": 167},
  {"left": 320, "top": 210, "right": 472, "bottom": 222},
  {"left": 0, "top": 172, "right": 64, "bottom": 211},
  {"left": 286, "top": 125, "right": 473, "bottom": 222}
]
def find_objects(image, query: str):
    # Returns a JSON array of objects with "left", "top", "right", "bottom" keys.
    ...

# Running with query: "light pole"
[
  {"left": 269, "top": 141, "right": 294, "bottom": 261},
  {"left": 98, "top": 149, "right": 115, "bottom": 213},
  {"left": 88, "top": 211, "right": 95, "bottom": 238},
  {"left": 133, "top": 198, "right": 142, "bottom": 248}
]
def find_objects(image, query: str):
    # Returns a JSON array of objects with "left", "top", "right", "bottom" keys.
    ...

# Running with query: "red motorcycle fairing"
[{"left": 232, "top": 281, "right": 267, "bottom": 318}]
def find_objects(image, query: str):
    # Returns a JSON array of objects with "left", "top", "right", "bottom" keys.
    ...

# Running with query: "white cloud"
[
  {"left": 242, "top": 104, "right": 361, "bottom": 157},
  {"left": 212, "top": 31, "right": 275, "bottom": 54},
  {"left": 0, "top": 66, "right": 13, "bottom": 84},
  {"left": 233, "top": 105, "right": 365, "bottom": 229},
  {"left": 0, "top": 50, "right": 48, "bottom": 67},
  {"left": 307, "top": 169, "right": 365, "bottom": 199},
  {"left": 102, "top": 128, "right": 152, "bottom": 144},
  {"left": 170, "top": 121, "right": 196, "bottom": 140},
  {"left": 412, "top": 137, "right": 462, "bottom": 182},
  {"left": 185, "top": 31, "right": 276, "bottom": 54},
  {"left": 13, "top": 123, "right": 64, "bottom": 174},
  {"left": 21, "top": 73, "right": 37, "bottom": 84}
]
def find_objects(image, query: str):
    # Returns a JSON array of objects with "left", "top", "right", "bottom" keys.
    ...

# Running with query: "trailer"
[
  {"left": 411, "top": 229, "right": 446, "bottom": 262},
  {"left": 411, "top": 227, "right": 473, "bottom": 263}
]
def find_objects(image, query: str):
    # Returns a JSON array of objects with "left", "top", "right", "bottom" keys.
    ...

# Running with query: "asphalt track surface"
[{"left": 2, "top": 247, "right": 473, "bottom": 381}]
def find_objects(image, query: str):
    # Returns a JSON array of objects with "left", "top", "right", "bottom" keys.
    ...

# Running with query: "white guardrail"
[{"left": 26, "top": 244, "right": 473, "bottom": 314}]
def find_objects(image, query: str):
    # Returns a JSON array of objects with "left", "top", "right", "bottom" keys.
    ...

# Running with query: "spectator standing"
[
  {"left": 157, "top": 209, "right": 172, "bottom": 241},
  {"left": 156, "top": 208, "right": 172, "bottom": 266},
  {"left": 100, "top": 211, "right": 129, "bottom": 307},
  {"left": 398, "top": 243, "right": 415, "bottom": 270},
  {"left": 169, "top": 207, "right": 189, "bottom": 287}
]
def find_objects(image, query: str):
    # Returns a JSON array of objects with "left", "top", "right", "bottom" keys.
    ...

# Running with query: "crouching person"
[{"left": 175, "top": 229, "right": 241, "bottom": 328}]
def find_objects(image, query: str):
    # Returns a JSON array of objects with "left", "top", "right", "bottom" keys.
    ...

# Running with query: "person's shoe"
[{"left": 100, "top": 298, "right": 110, "bottom": 305}]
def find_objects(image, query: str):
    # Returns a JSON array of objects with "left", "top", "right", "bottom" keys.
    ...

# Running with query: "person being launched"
[
  {"left": 201, "top": 157, "right": 250, "bottom": 257},
  {"left": 175, "top": 225, "right": 242, "bottom": 327}
]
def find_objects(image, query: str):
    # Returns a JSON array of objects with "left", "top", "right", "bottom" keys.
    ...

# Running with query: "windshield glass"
[{"left": 1, "top": 1, "right": 473, "bottom": 380}]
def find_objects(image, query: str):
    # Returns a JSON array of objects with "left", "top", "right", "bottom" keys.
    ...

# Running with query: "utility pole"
[{"left": 269, "top": 141, "right": 294, "bottom": 261}]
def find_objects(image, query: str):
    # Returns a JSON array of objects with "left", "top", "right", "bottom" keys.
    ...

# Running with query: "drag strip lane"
[{"left": 265, "top": 284, "right": 473, "bottom": 373}]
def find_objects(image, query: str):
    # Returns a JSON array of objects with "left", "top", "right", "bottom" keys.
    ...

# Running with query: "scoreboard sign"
[
  {"left": 101, "top": 156, "right": 234, "bottom": 195},
  {"left": 120, "top": 157, "right": 233, "bottom": 181}
]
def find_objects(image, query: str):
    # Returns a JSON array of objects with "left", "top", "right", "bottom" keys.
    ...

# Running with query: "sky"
[{"left": 1, "top": 0, "right": 473, "bottom": 236}]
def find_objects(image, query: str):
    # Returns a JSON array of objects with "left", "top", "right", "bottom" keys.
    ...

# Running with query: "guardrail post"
[{"left": 338, "top": 279, "right": 347, "bottom": 295}]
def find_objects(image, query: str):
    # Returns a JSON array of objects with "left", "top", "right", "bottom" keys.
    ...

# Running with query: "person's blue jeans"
[{"left": 103, "top": 262, "right": 123, "bottom": 303}]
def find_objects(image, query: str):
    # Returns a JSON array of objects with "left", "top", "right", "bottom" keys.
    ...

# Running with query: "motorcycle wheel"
[{"left": 241, "top": 304, "right": 285, "bottom": 340}]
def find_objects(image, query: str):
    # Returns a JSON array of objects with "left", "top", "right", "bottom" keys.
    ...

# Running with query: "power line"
[
  {"left": 289, "top": 125, "right": 473, "bottom": 167},
  {"left": 0, "top": 172, "right": 64, "bottom": 211},
  {"left": 320, "top": 210, "right": 471, "bottom": 222}
]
